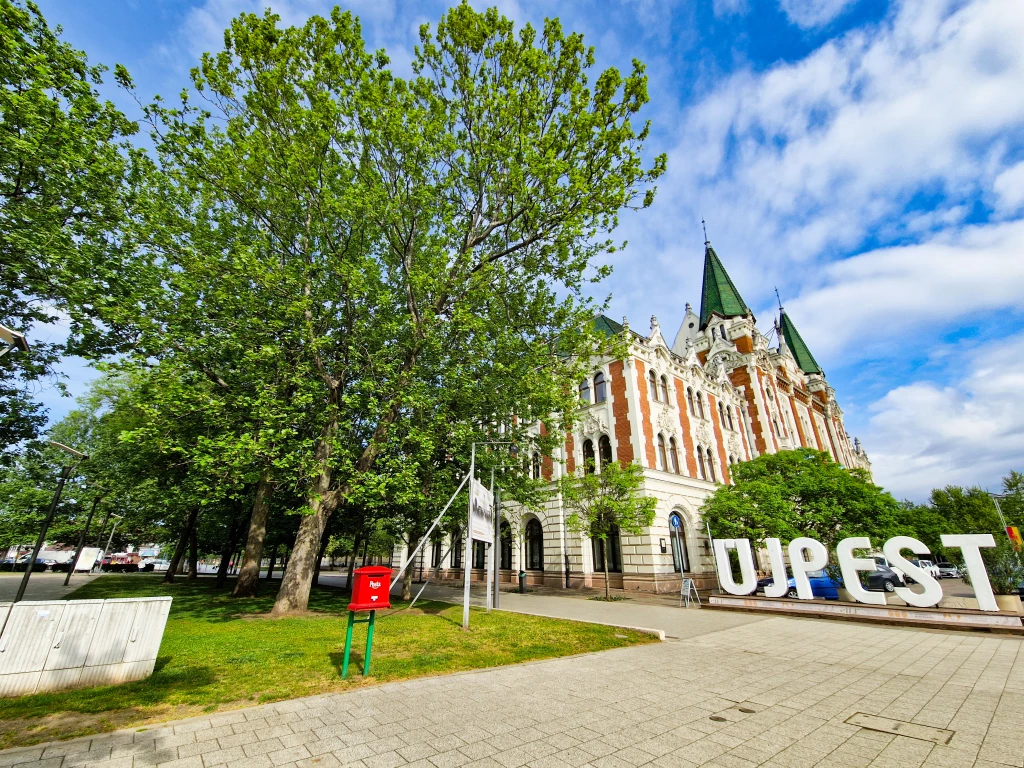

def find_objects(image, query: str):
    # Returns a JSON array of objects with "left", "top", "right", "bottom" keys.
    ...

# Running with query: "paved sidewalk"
[
  {"left": 1, "top": 612, "right": 1022, "bottom": 768},
  {"left": 0, "top": 572, "right": 106, "bottom": 602}
]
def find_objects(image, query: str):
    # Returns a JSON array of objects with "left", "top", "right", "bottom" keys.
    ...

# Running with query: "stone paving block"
[
  {"left": 268, "top": 747, "right": 312, "bottom": 766},
  {"left": 156, "top": 758, "right": 204, "bottom": 768}
]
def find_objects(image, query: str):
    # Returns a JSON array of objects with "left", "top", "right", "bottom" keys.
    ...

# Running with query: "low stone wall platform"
[{"left": 708, "top": 594, "right": 1024, "bottom": 634}]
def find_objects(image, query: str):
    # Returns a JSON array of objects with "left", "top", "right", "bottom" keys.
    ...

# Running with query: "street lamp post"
[
  {"left": 0, "top": 325, "right": 29, "bottom": 359},
  {"left": 100, "top": 514, "right": 124, "bottom": 568},
  {"left": 463, "top": 441, "right": 518, "bottom": 631},
  {"left": 15, "top": 441, "right": 88, "bottom": 602},
  {"left": 64, "top": 491, "right": 105, "bottom": 586}
]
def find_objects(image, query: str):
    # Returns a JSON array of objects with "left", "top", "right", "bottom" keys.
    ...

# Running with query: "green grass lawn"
[{"left": 0, "top": 575, "right": 655, "bottom": 748}]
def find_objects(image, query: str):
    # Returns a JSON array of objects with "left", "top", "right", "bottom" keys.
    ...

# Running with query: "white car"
[
  {"left": 936, "top": 562, "right": 960, "bottom": 579},
  {"left": 909, "top": 558, "right": 941, "bottom": 580}
]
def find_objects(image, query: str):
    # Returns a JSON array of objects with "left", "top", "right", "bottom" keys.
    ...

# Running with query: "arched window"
[
  {"left": 687, "top": 387, "right": 695, "bottom": 415},
  {"left": 580, "top": 378, "right": 591, "bottom": 404},
  {"left": 594, "top": 371, "right": 607, "bottom": 403},
  {"left": 669, "top": 513, "right": 690, "bottom": 572},
  {"left": 526, "top": 518, "right": 544, "bottom": 571},
  {"left": 648, "top": 370, "right": 658, "bottom": 401},
  {"left": 696, "top": 392, "right": 705, "bottom": 419},
  {"left": 727, "top": 407, "right": 735, "bottom": 431},
  {"left": 500, "top": 521, "right": 512, "bottom": 570},
  {"left": 772, "top": 417, "right": 781, "bottom": 437},
  {"left": 707, "top": 453, "right": 716, "bottom": 482},
  {"left": 598, "top": 435, "right": 613, "bottom": 470},
  {"left": 657, "top": 433, "right": 668, "bottom": 471},
  {"left": 660, "top": 375, "right": 669, "bottom": 403},
  {"left": 669, "top": 437, "right": 680, "bottom": 474},
  {"left": 451, "top": 532, "right": 463, "bottom": 569},
  {"left": 718, "top": 401, "right": 725, "bottom": 425},
  {"left": 697, "top": 446, "right": 707, "bottom": 480},
  {"left": 592, "top": 525, "right": 622, "bottom": 573},
  {"left": 582, "top": 439, "right": 596, "bottom": 474},
  {"left": 531, "top": 452, "right": 541, "bottom": 480}
]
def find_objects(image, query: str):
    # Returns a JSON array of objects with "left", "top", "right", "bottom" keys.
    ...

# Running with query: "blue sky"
[{"left": 32, "top": 0, "right": 1024, "bottom": 500}]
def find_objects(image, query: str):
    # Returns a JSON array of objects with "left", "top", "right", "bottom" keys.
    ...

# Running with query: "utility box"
[
  {"left": 0, "top": 597, "right": 171, "bottom": 697},
  {"left": 348, "top": 566, "right": 392, "bottom": 612}
]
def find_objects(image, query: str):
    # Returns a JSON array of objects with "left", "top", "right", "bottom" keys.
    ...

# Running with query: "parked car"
[
  {"left": 910, "top": 558, "right": 941, "bottom": 580},
  {"left": 784, "top": 570, "right": 840, "bottom": 600},
  {"left": 865, "top": 564, "right": 905, "bottom": 592},
  {"left": 936, "top": 562, "right": 960, "bottom": 579}
]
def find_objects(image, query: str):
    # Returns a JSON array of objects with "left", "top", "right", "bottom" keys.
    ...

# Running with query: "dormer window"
[
  {"left": 594, "top": 371, "right": 607, "bottom": 403},
  {"left": 686, "top": 387, "right": 695, "bottom": 415},
  {"left": 648, "top": 370, "right": 658, "bottom": 402},
  {"left": 660, "top": 375, "right": 669, "bottom": 403},
  {"left": 696, "top": 392, "right": 705, "bottom": 419}
]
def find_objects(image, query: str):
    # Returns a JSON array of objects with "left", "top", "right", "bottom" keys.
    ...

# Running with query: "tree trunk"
[
  {"left": 271, "top": 411, "right": 340, "bottom": 615},
  {"left": 312, "top": 529, "right": 331, "bottom": 587},
  {"left": 187, "top": 527, "right": 199, "bottom": 580},
  {"left": 232, "top": 470, "right": 274, "bottom": 598},
  {"left": 163, "top": 508, "right": 199, "bottom": 584},
  {"left": 344, "top": 532, "right": 362, "bottom": 594},
  {"left": 603, "top": 543, "right": 610, "bottom": 600},
  {"left": 215, "top": 512, "right": 246, "bottom": 588},
  {"left": 265, "top": 545, "right": 277, "bottom": 581},
  {"left": 402, "top": 535, "right": 419, "bottom": 601}
]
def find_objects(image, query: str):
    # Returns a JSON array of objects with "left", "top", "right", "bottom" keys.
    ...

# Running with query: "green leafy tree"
[
  {"left": 120, "top": 4, "right": 664, "bottom": 615},
  {"left": 560, "top": 461, "right": 656, "bottom": 598},
  {"left": 700, "top": 449, "right": 903, "bottom": 564},
  {"left": 0, "top": 0, "right": 143, "bottom": 456}
]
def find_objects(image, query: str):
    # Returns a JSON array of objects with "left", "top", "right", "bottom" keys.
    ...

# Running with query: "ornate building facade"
[{"left": 398, "top": 239, "right": 871, "bottom": 593}]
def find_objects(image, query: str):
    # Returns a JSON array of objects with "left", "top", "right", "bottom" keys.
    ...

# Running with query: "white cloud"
[
  {"left": 616, "top": 0, "right": 1024, "bottom": 319},
  {"left": 865, "top": 333, "right": 1024, "bottom": 500},
  {"left": 713, "top": 0, "right": 749, "bottom": 18},
  {"left": 993, "top": 160, "right": 1024, "bottom": 214},
  {"left": 778, "top": 0, "right": 858, "bottom": 29},
  {"left": 782, "top": 218, "right": 1024, "bottom": 360}
]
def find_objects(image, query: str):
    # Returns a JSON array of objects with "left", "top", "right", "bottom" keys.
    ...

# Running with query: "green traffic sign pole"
[
  {"left": 363, "top": 610, "right": 376, "bottom": 676},
  {"left": 342, "top": 610, "right": 355, "bottom": 679}
]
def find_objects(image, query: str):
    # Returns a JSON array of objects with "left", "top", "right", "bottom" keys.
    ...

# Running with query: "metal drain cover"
[{"left": 845, "top": 713, "right": 954, "bottom": 745}]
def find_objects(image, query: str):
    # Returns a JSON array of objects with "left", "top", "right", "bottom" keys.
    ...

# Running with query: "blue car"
[{"left": 785, "top": 570, "right": 839, "bottom": 600}]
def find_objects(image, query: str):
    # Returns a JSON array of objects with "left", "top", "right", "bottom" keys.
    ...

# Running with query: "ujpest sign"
[{"left": 714, "top": 534, "right": 1004, "bottom": 611}]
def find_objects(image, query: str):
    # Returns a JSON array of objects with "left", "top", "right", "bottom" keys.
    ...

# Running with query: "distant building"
[{"left": 398, "top": 239, "right": 870, "bottom": 593}]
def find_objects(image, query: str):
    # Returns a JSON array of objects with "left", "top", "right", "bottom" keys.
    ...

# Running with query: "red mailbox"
[{"left": 348, "top": 566, "right": 392, "bottom": 612}]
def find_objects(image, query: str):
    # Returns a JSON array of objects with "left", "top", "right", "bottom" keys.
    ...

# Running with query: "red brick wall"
[
  {"left": 540, "top": 422, "right": 553, "bottom": 480},
  {"left": 565, "top": 432, "right": 576, "bottom": 474},
  {"left": 673, "top": 377, "right": 697, "bottom": 477},
  {"left": 729, "top": 367, "right": 769, "bottom": 455},
  {"left": 707, "top": 393, "right": 732, "bottom": 484},
  {"left": 608, "top": 360, "right": 634, "bottom": 467},
  {"left": 634, "top": 359, "right": 657, "bottom": 468},
  {"left": 788, "top": 396, "right": 808, "bottom": 448}
]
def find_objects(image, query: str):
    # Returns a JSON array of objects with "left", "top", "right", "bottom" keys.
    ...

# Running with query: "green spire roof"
[
  {"left": 699, "top": 243, "right": 750, "bottom": 330},
  {"left": 779, "top": 309, "right": 821, "bottom": 375},
  {"left": 593, "top": 315, "right": 624, "bottom": 338}
]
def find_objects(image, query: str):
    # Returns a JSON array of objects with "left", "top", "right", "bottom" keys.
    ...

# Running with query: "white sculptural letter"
[
  {"left": 882, "top": 536, "right": 943, "bottom": 607},
  {"left": 763, "top": 538, "right": 789, "bottom": 598},
  {"left": 836, "top": 537, "right": 885, "bottom": 605},
  {"left": 788, "top": 537, "right": 828, "bottom": 600},
  {"left": 940, "top": 534, "right": 998, "bottom": 611},
  {"left": 713, "top": 538, "right": 757, "bottom": 595}
]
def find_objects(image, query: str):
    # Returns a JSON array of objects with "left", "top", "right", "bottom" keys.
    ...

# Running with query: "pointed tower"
[
  {"left": 699, "top": 240, "right": 751, "bottom": 330},
  {"left": 778, "top": 308, "right": 822, "bottom": 375}
]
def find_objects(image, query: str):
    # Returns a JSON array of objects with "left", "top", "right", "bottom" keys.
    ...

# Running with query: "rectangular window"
[
  {"left": 473, "top": 541, "right": 486, "bottom": 570},
  {"left": 451, "top": 536, "right": 462, "bottom": 569}
]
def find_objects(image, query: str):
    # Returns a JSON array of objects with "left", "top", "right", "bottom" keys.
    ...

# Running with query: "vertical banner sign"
[
  {"left": 1007, "top": 526, "right": 1023, "bottom": 551},
  {"left": 470, "top": 478, "right": 494, "bottom": 542}
]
